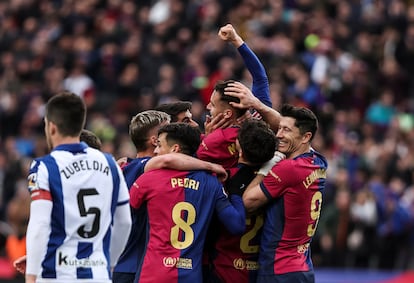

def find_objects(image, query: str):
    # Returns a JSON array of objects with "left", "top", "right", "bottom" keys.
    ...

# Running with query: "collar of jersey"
[
  {"left": 294, "top": 149, "right": 315, "bottom": 160},
  {"left": 53, "top": 142, "right": 88, "bottom": 154}
]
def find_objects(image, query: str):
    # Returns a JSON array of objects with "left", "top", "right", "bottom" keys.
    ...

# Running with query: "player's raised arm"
[{"left": 219, "top": 23, "right": 271, "bottom": 107}]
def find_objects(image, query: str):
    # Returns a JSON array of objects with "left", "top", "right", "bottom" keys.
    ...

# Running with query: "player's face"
[
  {"left": 176, "top": 110, "right": 199, "bottom": 128},
  {"left": 276, "top": 116, "right": 304, "bottom": 158},
  {"left": 206, "top": 90, "right": 225, "bottom": 118},
  {"left": 154, "top": 132, "right": 173, "bottom": 156}
]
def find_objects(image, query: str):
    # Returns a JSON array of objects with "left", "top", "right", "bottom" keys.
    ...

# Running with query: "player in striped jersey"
[
  {"left": 25, "top": 92, "right": 132, "bottom": 283},
  {"left": 129, "top": 123, "right": 246, "bottom": 283}
]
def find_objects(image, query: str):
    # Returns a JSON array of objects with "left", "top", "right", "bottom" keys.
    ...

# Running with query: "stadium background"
[{"left": 1, "top": 0, "right": 414, "bottom": 282}]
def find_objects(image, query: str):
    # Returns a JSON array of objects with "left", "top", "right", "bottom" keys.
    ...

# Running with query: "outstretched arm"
[
  {"left": 144, "top": 153, "right": 228, "bottom": 182},
  {"left": 219, "top": 24, "right": 271, "bottom": 107}
]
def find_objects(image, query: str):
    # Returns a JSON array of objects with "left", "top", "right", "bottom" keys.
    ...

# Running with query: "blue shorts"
[{"left": 257, "top": 270, "right": 314, "bottom": 283}]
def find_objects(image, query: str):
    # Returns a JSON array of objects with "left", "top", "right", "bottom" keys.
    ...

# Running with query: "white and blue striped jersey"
[{"left": 26, "top": 142, "right": 131, "bottom": 282}]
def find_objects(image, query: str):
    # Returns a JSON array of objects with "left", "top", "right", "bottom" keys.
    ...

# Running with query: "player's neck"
[
  {"left": 136, "top": 150, "right": 154, "bottom": 158},
  {"left": 287, "top": 145, "right": 312, "bottom": 159},
  {"left": 52, "top": 136, "right": 80, "bottom": 148}
]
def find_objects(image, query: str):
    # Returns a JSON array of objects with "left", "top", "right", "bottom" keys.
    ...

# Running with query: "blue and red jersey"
[
  {"left": 113, "top": 157, "right": 150, "bottom": 275},
  {"left": 197, "top": 126, "right": 240, "bottom": 170},
  {"left": 197, "top": 42, "right": 271, "bottom": 171},
  {"left": 209, "top": 164, "right": 262, "bottom": 283},
  {"left": 258, "top": 150, "right": 328, "bottom": 278},
  {"left": 130, "top": 169, "right": 245, "bottom": 283}
]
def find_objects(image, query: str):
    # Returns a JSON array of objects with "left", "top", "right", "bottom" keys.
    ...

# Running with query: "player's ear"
[
  {"left": 171, "top": 144, "right": 180, "bottom": 153},
  {"left": 49, "top": 121, "right": 57, "bottom": 136},
  {"left": 302, "top": 132, "right": 312, "bottom": 144},
  {"left": 223, "top": 109, "right": 233, "bottom": 119},
  {"left": 149, "top": 135, "right": 158, "bottom": 147}
]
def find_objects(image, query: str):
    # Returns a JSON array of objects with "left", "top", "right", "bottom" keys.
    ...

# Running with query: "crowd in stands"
[{"left": 1, "top": 0, "right": 414, "bottom": 279}]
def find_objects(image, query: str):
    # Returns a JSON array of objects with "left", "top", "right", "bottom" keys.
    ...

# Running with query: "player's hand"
[
  {"left": 204, "top": 113, "right": 232, "bottom": 135},
  {"left": 224, "top": 81, "right": 260, "bottom": 110},
  {"left": 117, "top": 157, "right": 128, "bottom": 167},
  {"left": 258, "top": 151, "right": 286, "bottom": 176},
  {"left": 210, "top": 164, "right": 228, "bottom": 182},
  {"left": 13, "top": 255, "right": 26, "bottom": 274},
  {"left": 218, "top": 24, "right": 243, "bottom": 47}
]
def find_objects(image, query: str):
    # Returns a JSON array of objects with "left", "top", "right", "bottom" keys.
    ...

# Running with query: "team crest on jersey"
[
  {"left": 163, "top": 257, "right": 177, "bottom": 267},
  {"left": 27, "top": 172, "right": 39, "bottom": 192},
  {"left": 233, "top": 258, "right": 246, "bottom": 270}
]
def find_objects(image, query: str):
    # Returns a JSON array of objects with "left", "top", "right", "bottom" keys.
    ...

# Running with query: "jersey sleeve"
[
  {"left": 115, "top": 162, "right": 130, "bottom": 205},
  {"left": 213, "top": 180, "right": 246, "bottom": 235},
  {"left": 238, "top": 43, "right": 271, "bottom": 107},
  {"left": 260, "top": 160, "right": 296, "bottom": 199},
  {"left": 27, "top": 159, "right": 52, "bottom": 201},
  {"left": 129, "top": 173, "right": 149, "bottom": 209},
  {"left": 25, "top": 159, "right": 52, "bottom": 276}
]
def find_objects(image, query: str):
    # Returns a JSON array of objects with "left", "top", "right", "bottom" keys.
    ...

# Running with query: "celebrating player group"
[{"left": 17, "top": 24, "right": 327, "bottom": 283}]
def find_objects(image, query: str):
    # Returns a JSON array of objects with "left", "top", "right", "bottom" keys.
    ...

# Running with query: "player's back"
[
  {"left": 197, "top": 127, "right": 239, "bottom": 169},
  {"left": 114, "top": 157, "right": 150, "bottom": 274},
  {"left": 209, "top": 164, "right": 262, "bottom": 283},
  {"left": 131, "top": 168, "right": 232, "bottom": 283},
  {"left": 34, "top": 144, "right": 122, "bottom": 281}
]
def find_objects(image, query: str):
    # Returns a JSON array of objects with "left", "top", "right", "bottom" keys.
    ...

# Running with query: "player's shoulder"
[
  {"left": 28, "top": 153, "right": 53, "bottom": 173},
  {"left": 222, "top": 126, "right": 239, "bottom": 139},
  {"left": 189, "top": 170, "right": 223, "bottom": 187}
]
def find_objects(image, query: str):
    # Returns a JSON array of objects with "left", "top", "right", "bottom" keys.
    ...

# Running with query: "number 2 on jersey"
[
  {"left": 170, "top": 202, "right": 196, "bottom": 249},
  {"left": 240, "top": 215, "right": 263, "bottom": 253},
  {"left": 77, "top": 188, "right": 101, "bottom": 238}
]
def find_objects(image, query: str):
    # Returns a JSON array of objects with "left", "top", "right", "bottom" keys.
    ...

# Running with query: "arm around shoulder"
[{"left": 242, "top": 174, "right": 268, "bottom": 214}]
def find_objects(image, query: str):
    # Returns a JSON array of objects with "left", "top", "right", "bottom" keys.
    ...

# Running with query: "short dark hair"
[
  {"left": 280, "top": 104, "right": 318, "bottom": 141},
  {"left": 129, "top": 110, "right": 170, "bottom": 152},
  {"left": 238, "top": 119, "right": 277, "bottom": 165},
  {"left": 154, "top": 101, "right": 192, "bottom": 122},
  {"left": 80, "top": 129, "right": 102, "bottom": 149},
  {"left": 45, "top": 91, "right": 86, "bottom": 137},
  {"left": 214, "top": 80, "right": 247, "bottom": 118},
  {"left": 158, "top": 123, "right": 201, "bottom": 156}
]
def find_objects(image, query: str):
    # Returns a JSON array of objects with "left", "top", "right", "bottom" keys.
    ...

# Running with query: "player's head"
[
  {"left": 129, "top": 110, "right": 171, "bottom": 153},
  {"left": 276, "top": 104, "right": 318, "bottom": 158},
  {"left": 237, "top": 119, "right": 277, "bottom": 165},
  {"left": 80, "top": 129, "right": 102, "bottom": 150},
  {"left": 154, "top": 101, "right": 199, "bottom": 128},
  {"left": 154, "top": 123, "right": 201, "bottom": 156},
  {"left": 207, "top": 80, "right": 247, "bottom": 119},
  {"left": 44, "top": 91, "right": 86, "bottom": 149}
]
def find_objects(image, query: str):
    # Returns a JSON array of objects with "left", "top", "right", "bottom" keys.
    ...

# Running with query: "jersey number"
[
  {"left": 170, "top": 202, "right": 196, "bottom": 249},
  {"left": 307, "top": 191, "right": 322, "bottom": 237},
  {"left": 240, "top": 215, "right": 263, "bottom": 253},
  {"left": 77, "top": 188, "right": 100, "bottom": 238}
]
